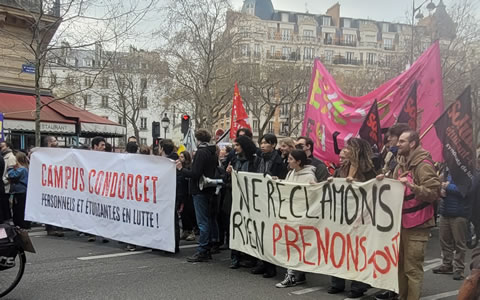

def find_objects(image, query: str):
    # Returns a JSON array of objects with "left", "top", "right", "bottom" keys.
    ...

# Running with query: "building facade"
[
  {"left": 44, "top": 44, "right": 189, "bottom": 147},
  {"left": 222, "top": 0, "right": 450, "bottom": 140}
]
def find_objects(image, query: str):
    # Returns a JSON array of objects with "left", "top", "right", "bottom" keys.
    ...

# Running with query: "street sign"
[{"left": 22, "top": 64, "right": 36, "bottom": 74}]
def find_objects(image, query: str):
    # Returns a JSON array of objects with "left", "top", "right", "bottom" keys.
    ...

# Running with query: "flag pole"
[{"left": 419, "top": 124, "right": 434, "bottom": 140}]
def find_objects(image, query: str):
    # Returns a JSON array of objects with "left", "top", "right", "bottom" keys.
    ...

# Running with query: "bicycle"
[{"left": 0, "top": 223, "right": 35, "bottom": 298}]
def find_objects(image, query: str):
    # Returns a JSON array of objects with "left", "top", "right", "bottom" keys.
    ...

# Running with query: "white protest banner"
[
  {"left": 26, "top": 148, "right": 176, "bottom": 252},
  {"left": 230, "top": 172, "right": 404, "bottom": 292}
]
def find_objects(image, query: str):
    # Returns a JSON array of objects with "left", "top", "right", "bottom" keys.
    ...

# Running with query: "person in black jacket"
[
  {"left": 251, "top": 133, "right": 287, "bottom": 278},
  {"left": 226, "top": 135, "right": 260, "bottom": 269},
  {"left": 176, "top": 129, "right": 218, "bottom": 262},
  {"left": 296, "top": 136, "right": 329, "bottom": 182}
]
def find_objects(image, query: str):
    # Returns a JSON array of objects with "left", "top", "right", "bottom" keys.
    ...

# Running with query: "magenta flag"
[{"left": 302, "top": 42, "right": 444, "bottom": 164}]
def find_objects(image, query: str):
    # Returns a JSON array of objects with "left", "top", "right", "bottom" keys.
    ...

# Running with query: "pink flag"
[{"left": 302, "top": 42, "right": 444, "bottom": 164}]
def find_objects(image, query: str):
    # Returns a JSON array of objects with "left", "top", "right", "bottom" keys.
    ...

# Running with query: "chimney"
[{"left": 326, "top": 2, "right": 340, "bottom": 28}]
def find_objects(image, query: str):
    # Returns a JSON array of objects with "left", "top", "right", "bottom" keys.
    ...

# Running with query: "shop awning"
[
  {"left": 0, "top": 92, "right": 76, "bottom": 134},
  {"left": 0, "top": 92, "right": 126, "bottom": 137},
  {"left": 41, "top": 98, "right": 126, "bottom": 137}
]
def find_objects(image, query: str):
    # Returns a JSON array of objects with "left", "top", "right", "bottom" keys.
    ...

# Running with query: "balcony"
[
  {"left": 0, "top": 0, "right": 61, "bottom": 17},
  {"left": 384, "top": 45, "right": 395, "bottom": 51},
  {"left": 335, "top": 40, "right": 357, "bottom": 47},
  {"left": 359, "top": 42, "right": 379, "bottom": 48},
  {"left": 333, "top": 56, "right": 363, "bottom": 66}
]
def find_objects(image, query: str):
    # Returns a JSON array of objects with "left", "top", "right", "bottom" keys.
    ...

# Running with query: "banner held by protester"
[
  {"left": 25, "top": 148, "right": 176, "bottom": 252},
  {"left": 230, "top": 172, "right": 405, "bottom": 292},
  {"left": 434, "top": 86, "right": 475, "bottom": 197}
]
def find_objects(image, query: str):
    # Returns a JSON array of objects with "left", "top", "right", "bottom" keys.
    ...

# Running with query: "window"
[
  {"left": 343, "top": 19, "right": 351, "bottom": 28},
  {"left": 325, "top": 50, "right": 333, "bottom": 62},
  {"left": 140, "top": 117, "right": 147, "bottom": 130},
  {"left": 241, "top": 44, "right": 249, "bottom": 56},
  {"left": 118, "top": 116, "right": 126, "bottom": 126},
  {"left": 268, "top": 28, "right": 276, "bottom": 39},
  {"left": 385, "top": 55, "right": 392, "bottom": 66},
  {"left": 101, "top": 96, "right": 109, "bottom": 108},
  {"left": 252, "top": 119, "right": 259, "bottom": 131},
  {"left": 280, "top": 104, "right": 289, "bottom": 116},
  {"left": 303, "top": 30, "right": 314, "bottom": 41},
  {"left": 281, "top": 13, "right": 289, "bottom": 22},
  {"left": 50, "top": 74, "right": 57, "bottom": 86},
  {"left": 282, "top": 47, "right": 290, "bottom": 57},
  {"left": 268, "top": 121, "right": 274, "bottom": 133},
  {"left": 101, "top": 77, "right": 109, "bottom": 88},
  {"left": 322, "top": 17, "right": 331, "bottom": 26},
  {"left": 140, "top": 78, "right": 147, "bottom": 89},
  {"left": 384, "top": 38, "right": 393, "bottom": 50},
  {"left": 304, "top": 47, "right": 314, "bottom": 60},
  {"left": 65, "top": 76, "right": 74, "bottom": 86},
  {"left": 254, "top": 44, "right": 261, "bottom": 58},
  {"left": 282, "top": 29, "right": 291, "bottom": 41},
  {"left": 346, "top": 52, "right": 354, "bottom": 63},
  {"left": 367, "top": 53, "right": 376, "bottom": 65},
  {"left": 324, "top": 33, "right": 333, "bottom": 44},
  {"left": 270, "top": 46, "right": 275, "bottom": 57},
  {"left": 382, "top": 23, "right": 390, "bottom": 32},
  {"left": 84, "top": 77, "right": 92, "bottom": 87},
  {"left": 141, "top": 63, "right": 147, "bottom": 69},
  {"left": 140, "top": 96, "right": 148, "bottom": 108},
  {"left": 344, "top": 34, "right": 356, "bottom": 45},
  {"left": 83, "top": 59, "right": 92, "bottom": 67},
  {"left": 140, "top": 138, "right": 147, "bottom": 145},
  {"left": 83, "top": 94, "right": 92, "bottom": 106}
]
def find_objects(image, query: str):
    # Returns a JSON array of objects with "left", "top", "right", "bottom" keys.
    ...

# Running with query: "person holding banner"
[
  {"left": 226, "top": 135, "right": 260, "bottom": 269},
  {"left": 251, "top": 133, "right": 287, "bottom": 278},
  {"left": 328, "top": 138, "right": 376, "bottom": 298},
  {"left": 275, "top": 149, "right": 316, "bottom": 288},
  {"left": 382, "top": 124, "right": 411, "bottom": 177},
  {"left": 178, "top": 151, "right": 196, "bottom": 242},
  {"left": 392, "top": 130, "right": 441, "bottom": 300}
]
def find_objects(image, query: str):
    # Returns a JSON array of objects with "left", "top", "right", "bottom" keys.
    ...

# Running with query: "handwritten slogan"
[{"left": 230, "top": 172, "right": 405, "bottom": 292}]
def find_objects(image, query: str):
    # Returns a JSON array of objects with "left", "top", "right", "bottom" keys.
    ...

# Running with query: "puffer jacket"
[
  {"left": 439, "top": 174, "right": 471, "bottom": 218},
  {"left": 285, "top": 165, "right": 316, "bottom": 184}
]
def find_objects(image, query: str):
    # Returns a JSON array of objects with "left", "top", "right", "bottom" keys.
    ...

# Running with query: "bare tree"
[
  {"left": 0, "top": 0, "right": 154, "bottom": 146},
  {"left": 238, "top": 63, "right": 310, "bottom": 143},
  {"left": 158, "top": 0, "right": 239, "bottom": 132}
]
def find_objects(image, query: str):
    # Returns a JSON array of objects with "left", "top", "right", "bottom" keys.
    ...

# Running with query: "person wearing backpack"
[{"left": 7, "top": 152, "right": 30, "bottom": 229}]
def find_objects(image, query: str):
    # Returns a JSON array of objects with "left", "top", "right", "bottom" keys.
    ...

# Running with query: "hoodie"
[
  {"left": 285, "top": 165, "right": 317, "bottom": 184},
  {"left": 180, "top": 143, "right": 217, "bottom": 195}
]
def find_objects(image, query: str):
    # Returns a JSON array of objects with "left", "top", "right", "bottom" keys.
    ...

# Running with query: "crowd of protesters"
[{"left": 0, "top": 123, "right": 479, "bottom": 300}]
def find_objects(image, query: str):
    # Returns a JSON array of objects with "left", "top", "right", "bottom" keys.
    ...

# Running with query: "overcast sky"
[{"left": 230, "top": 0, "right": 479, "bottom": 23}]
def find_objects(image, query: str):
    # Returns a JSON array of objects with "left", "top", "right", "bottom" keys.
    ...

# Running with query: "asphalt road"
[{"left": 3, "top": 227, "right": 470, "bottom": 300}]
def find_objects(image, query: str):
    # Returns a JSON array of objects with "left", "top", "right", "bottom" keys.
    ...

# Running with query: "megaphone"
[{"left": 199, "top": 176, "right": 223, "bottom": 191}]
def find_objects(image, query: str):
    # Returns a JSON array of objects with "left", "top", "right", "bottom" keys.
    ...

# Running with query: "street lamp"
[
  {"left": 411, "top": 0, "right": 437, "bottom": 65},
  {"left": 161, "top": 113, "right": 170, "bottom": 138}
]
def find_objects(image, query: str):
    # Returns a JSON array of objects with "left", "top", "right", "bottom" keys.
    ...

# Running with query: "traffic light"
[
  {"left": 181, "top": 114, "right": 190, "bottom": 135},
  {"left": 152, "top": 121, "right": 160, "bottom": 139}
]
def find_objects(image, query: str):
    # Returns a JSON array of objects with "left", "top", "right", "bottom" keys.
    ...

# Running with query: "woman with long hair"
[
  {"left": 7, "top": 151, "right": 30, "bottom": 229},
  {"left": 179, "top": 151, "right": 196, "bottom": 241},
  {"left": 328, "top": 138, "right": 377, "bottom": 298},
  {"left": 276, "top": 149, "right": 316, "bottom": 288},
  {"left": 226, "top": 135, "right": 260, "bottom": 269}
]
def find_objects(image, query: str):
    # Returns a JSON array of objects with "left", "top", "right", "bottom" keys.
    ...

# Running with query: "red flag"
[
  {"left": 230, "top": 82, "right": 251, "bottom": 139},
  {"left": 358, "top": 100, "right": 382, "bottom": 150},
  {"left": 397, "top": 81, "right": 418, "bottom": 130}
]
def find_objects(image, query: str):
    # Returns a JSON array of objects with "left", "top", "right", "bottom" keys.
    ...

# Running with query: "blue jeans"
[{"left": 193, "top": 193, "right": 218, "bottom": 253}]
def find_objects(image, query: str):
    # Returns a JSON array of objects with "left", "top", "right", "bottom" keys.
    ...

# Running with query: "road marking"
[
  {"left": 420, "top": 290, "right": 459, "bottom": 300},
  {"left": 77, "top": 244, "right": 197, "bottom": 260},
  {"left": 344, "top": 288, "right": 380, "bottom": 300},
  {"left": 425, "top": 258, "right": 442, "bottom": 264},
  {"left": 291, "top": 287, "right": 325, "bottom": 295},
  {"left": 423, "top": 261, "right": 443, "bottom": 272}
]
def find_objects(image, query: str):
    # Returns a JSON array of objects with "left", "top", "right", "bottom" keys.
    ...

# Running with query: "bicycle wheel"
[{"left": 0, "top": 249, "right": 26, "bottom": 298}]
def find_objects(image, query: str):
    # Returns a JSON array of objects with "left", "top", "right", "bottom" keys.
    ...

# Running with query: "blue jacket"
[
  {"left": 439, "top": 174, "right": 471, "bottom": 218},
  {"left": 7, "top": 167, "right": 28, "bottom": 194}
]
